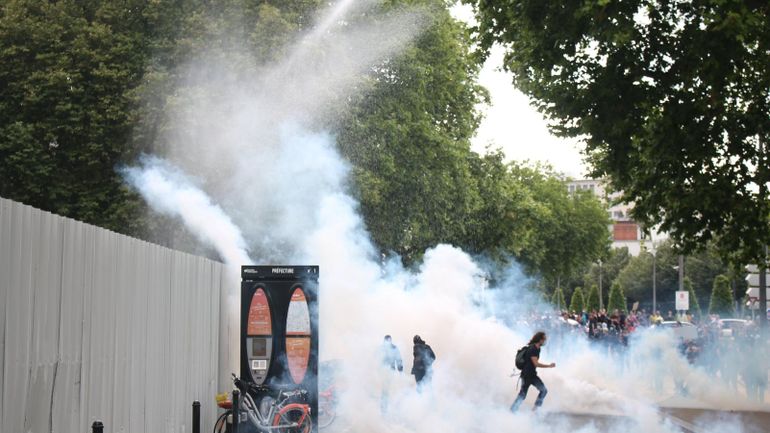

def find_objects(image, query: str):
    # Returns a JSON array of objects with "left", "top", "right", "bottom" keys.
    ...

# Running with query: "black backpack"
[{"left": 515, "top": 345, "right": 529, "bottom": 370}]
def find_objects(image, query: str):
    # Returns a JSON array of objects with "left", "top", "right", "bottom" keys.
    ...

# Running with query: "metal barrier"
[{"left": 90, "top": 400, "right": 204, "bottom": 433}]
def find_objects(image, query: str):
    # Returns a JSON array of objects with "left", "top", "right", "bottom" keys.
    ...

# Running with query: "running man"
[
  {"left": 411, "top": 335, "right": 436, "bottom": 391},
  {"left": 511, "top": 331, "right": 555, "bottom": 412}
]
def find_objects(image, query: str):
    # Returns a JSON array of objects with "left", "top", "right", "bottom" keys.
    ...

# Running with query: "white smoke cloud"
[
  {"left": 121, "top": 155, "right": 252, "bottom": 267},
  {"left": 122, "top": 1, "right": 769, "bottom": 432}
]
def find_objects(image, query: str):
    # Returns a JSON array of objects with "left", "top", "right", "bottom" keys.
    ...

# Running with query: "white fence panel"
[{"left": 0, "top": 197, "right": 226, "bottom": 433}]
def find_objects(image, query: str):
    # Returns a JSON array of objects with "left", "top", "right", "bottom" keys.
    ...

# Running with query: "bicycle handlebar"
[{"left": 230, "top": 373, "right": 310, "bottom": 398}]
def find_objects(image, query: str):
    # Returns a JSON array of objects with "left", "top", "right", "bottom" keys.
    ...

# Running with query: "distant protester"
[
  {"left": 411, "top": 335, "right": 436, "bottom": 391},
  {"left": 511, "top": 331, "right": 555, "bottom": 412},
  {"left": 381, "top": 335, "right": 403, "bottom": 372},
  {"left": 380, "top": 335, "right": 403, "bottom": 413}
]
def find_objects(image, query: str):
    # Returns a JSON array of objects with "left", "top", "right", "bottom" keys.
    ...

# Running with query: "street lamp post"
[
  {"left": 652, "top": 249, "right": 657, "bottom": 314},
  {"left": 598, "top": 260, "right": 603, "bottom": 310},
  {"left": 760, "top": 245, "right": 768, "bottom": 328}
]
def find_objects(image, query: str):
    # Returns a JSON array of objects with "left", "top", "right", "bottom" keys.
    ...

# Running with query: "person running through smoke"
[
  {"left": 411, "top": 335, "right": 436, "bottom": 391},
  {"left": 511, "top": 331, "right": 555, "bottom": 412},
  {"left": 380, "top": 335, "right": 403, "bottom": 413},
  {"left": 381, "top": 335, "right": 404, "bottom": 371}
]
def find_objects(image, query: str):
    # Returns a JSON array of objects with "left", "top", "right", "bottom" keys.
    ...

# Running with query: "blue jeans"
[{"left": 510, "top": 375, "right": 547, "bottom": 412}]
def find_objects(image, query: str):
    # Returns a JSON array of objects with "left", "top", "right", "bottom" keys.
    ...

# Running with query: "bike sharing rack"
[{"left": 237, "top": 265, "right": 320, "bottom": 432}]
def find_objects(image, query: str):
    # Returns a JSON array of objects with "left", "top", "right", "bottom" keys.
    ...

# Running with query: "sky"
[{"left": 450, "top": 4, "right": 588, "bottom": 178}]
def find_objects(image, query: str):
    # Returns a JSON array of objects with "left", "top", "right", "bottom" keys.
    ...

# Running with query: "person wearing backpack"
[
  {"left": 511, "top": 331, "right": 555, "bottom": 412},
  {"left": 411, "top": 335, "right": 436, "bottom": 391}
]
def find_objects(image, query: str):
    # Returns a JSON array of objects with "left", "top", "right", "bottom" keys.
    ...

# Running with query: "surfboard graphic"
[
  {"left": 247, "top": 288, "right": 273, "bottom": 384},
  {"left": 285, "top": 287, "right": 311, "bottom": 384},
  {"left": 248, "top": 288, "right": 272, "bottom": 335}
]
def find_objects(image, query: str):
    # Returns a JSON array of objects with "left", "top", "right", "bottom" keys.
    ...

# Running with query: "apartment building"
[{"left": 567, "top": 179, "right": 665, "bottom": 255}]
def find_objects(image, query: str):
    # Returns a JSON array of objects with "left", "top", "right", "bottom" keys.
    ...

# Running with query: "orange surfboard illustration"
[
  {"left": 247, "top": 288, "right": 273, "bottom": 384},
  {"left": 248, "top": 288, "right": 272, "bottom": 336},
  {"left": 285, "top": 288, "right": 311, "bottom": 384}
]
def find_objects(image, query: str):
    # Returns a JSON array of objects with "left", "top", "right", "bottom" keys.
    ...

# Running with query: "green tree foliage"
[
  {"left": 583, "top": 247, "right": 631, "bottom": 296},
  {"left": 465, "top": 0, "right": 770, "bottom": 263},
  {"left": 335, "top": 1, "right": 487, "bottom": 264},
  {"left": 0, "top": 0, "right": 612, "bottom": 281},
  {"left": 0, "top": 0, "right": 153, "bottom": 233},
  {"left": 585, "top": 284, "right": 601, "bottom": 312},
  {"left": 615, "top": 251, "right": 656, "bottom": 305},
  {"left": 607, "top": 281, "right": 627, "bottom": 313},
  {"left": 551, "top": 286, "right": 566, "bottom": 310},
  {"left": 614, "top": 240, "right": 742, "bottom": 311},
  {"left": 709, "top": 274, "right": 736, "bottom": 317},
  {"left": 569, "top": 287, "right": 585, "bottom": 313},
  {"left": 683, "top": 276, "right": 702, "bottom": 319},
  {"left": 506, "top": 164, "right": 610, "bottom": 286},
  {"left": 463, "top": 150, "right": 540, "bottom": 261}
]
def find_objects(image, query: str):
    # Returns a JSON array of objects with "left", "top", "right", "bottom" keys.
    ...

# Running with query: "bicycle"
[
  {"left": 317, "top": 385, "right": 336, "bottom": 429},
  {"left": 213, "top": 374, "right": 313, "bottom": 433}
]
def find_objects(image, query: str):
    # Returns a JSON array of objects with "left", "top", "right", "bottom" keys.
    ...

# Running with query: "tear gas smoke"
[
  {"left": 123, "top": 1, "right": 769, "bottom": 432},
  {"left": 120, "top": 155, "right": 252, "bottom": 267}
]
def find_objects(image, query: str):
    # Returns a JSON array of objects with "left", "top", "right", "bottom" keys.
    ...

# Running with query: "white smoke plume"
[
  {"left": 121, "top": 155, "right": 253, "bottom": 267},
  {"left": 122, "top": 1, "right": 769, "bottom": 432}
]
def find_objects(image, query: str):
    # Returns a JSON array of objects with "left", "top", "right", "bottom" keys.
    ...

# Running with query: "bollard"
[
  {"left": 92, "top": 421, "right": 104, "bottom": 433},
  {"left": 192, "top": 401, "right": 201, "bottom": 433},
  {"left": 232, "top": 390, "right": 240, "bottom": 433}
]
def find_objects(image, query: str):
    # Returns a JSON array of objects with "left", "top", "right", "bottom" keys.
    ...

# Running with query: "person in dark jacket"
[
  {"left": 510, "top": 331, "right": 555, "bottom": 412},
  {"left": 411, "top": 335, "right": 436, "bottom": 391}
]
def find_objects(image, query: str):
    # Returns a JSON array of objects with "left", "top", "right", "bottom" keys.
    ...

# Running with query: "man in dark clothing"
[
  {"left": 411, "top": 335, "right": 436, "bottom": 391},
  {"left": 511, "top": 332, "right": 555, "bottom": 412}
]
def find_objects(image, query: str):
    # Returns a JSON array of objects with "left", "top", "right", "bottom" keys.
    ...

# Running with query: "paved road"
[
  {"left": 659, "top": 408, "right": 770, "bottom": 433},
  {"left": 544, "top": 409, "right": 770, "bottom": 433}
]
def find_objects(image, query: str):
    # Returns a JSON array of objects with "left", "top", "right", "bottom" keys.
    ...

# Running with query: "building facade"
[{"left": 567, "top": 179, "right": 666, "bottom": 256}]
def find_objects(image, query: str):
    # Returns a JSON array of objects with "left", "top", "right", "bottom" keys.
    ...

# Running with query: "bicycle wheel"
[
  {"left": 213, "top": 410, "right": 231, "bottom": 433},
  {"left": 318, "top": 401, "right": 335, "bottom": 428},
  {"left": 272, "top": 404, "right": 313, "bottom": 433}
]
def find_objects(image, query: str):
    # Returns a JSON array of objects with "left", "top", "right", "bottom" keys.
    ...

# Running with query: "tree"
[
  {"left": 607, "top": 281, "right": 627, "bottom": 313},
  {"left": 336, "top": 0, "right": 487, "bottom": 264},
  {"left": 551, "top": 287, "right": 566, "bottom": 311},
  {"left": 0, "top": 0, "right": 155, "bottom": 234},
  {"left": 585, "top": 284, "right": 601, "bottom": 312},
  {"left": 506, "top": 164, "right": 610, "bottom": 286},
  {"left": 569, "top": 287, "right": 585, "bottom": 313},
  {"left": 462, "top": 150, "right": 542, "bottom": 261},
  {"left": 685, "top": 243, "right": 746, "bottom": 310},
  {"left": 582, "top": 247, "right": 631, "bottom": 295},
  {"left": 709, "top": 275, "right": 736, "bottom": 317},
  {"left": 465, "top": 0, "right": 770, "bottom": 263},
  {"left": 683, "top": 276, "right": 702, "bottom": 320},
  {"left": 615, "top": 241, "right": 681, "bottom": 308}
]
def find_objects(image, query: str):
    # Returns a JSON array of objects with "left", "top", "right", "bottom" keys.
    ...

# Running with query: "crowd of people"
[
  {"left": 374, "top": 310, "right": 768, "bottom": 415},
  {"left": 528, "top": 308, "right": 770, "bottom": 404}
]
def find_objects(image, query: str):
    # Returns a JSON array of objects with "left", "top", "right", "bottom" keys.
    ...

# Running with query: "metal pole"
[
  {"left": 92, "top": 421, "right": 104, "bottom": 433},
  {"left": 599, "top": 261, "right": 603, "bottom": 310},
  {"left": 232, "top": 390, "right": 240, "bottom": 433},
  {"left": 192, "top": 401, "right": 200, "bottom": 433},
  {"left": 652, "top": 252, "right": 657, "bottom": 314},
  {"left": 678, "top": 255, "right": 684, "bottom": 320},
  {"left": 759, "top": 245, "right": 767, "bottom": 330}
]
